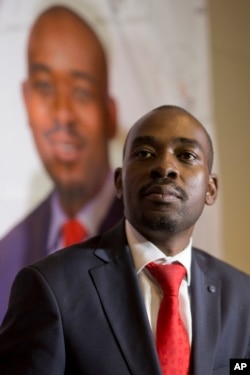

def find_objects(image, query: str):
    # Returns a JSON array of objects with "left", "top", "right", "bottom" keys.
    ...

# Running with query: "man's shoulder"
[
  {"left": 193, "top": 247, "right": 250, "bottom": 282},
  {"left": 32, "top": 220, "right": 125, "bottom": 269}
]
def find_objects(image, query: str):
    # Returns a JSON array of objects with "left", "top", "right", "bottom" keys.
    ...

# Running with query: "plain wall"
[{"left": 209, "top": 0, "right": 250, "bottom": 273}]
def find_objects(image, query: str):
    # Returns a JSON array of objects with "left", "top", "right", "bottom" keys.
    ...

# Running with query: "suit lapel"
[
  {"left": 90, "top": 222, "right": 161, "bottom": 375},
  {"left": 190, "top": 249, "right": 221, "bottom": 375}
]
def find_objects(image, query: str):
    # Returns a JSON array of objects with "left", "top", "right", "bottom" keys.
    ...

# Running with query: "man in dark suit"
[
  {"left": 0, "top": 5, "right": 123, "bottom": 322},
  {"left": 0, "top": 105, "right": 249, "bottom": 374}
]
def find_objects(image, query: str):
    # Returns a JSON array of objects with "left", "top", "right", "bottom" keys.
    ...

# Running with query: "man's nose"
[
  {"left": 149, "top": 153, "right": 179, "bottom": 180},
  {"left": 52, "top": 89, "right": 74, "bottom": 127}
]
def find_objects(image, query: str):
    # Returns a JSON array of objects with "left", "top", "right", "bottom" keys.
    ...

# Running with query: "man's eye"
[
  {"left": 32, "top": 81, "right": 54, "bottom": 95},
  {"left": 179, "top": 152, "right": 197, "bottom": 161},
  {"left": 73, "top": 87, "right": 94, "bottom": 101},
  {"left": 135, "top": 150, "right": 154, "bottom": 159}
]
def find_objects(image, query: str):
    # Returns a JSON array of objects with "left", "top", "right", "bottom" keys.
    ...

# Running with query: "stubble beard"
[{"left": 141, "top": 211, "right": 179, "bottom": 233}]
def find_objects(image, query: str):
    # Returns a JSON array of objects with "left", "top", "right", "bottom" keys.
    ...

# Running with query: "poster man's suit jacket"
[
  {"left": 0, "top": 191, "right": 123, "bottom": 323},
  {"left": 0, "top": 220, "right": 249, "bottom": 375}
]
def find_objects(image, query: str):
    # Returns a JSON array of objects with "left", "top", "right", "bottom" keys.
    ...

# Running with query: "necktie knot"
[
  {"left": 62, "top": 219, "right": 87, "bottom": 247},
  {"left": 147, "top": 262, "right": 186, "bottom": 296}
]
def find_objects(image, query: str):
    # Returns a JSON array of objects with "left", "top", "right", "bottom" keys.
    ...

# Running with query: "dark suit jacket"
[
  {"left": 0, "top": 191, "right": 124, "bottom": 323},
  {"left": 0, "top": 220, "right": 249, "bottom": 375}
]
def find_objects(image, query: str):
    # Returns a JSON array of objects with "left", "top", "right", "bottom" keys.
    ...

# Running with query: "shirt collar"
[{"left": 125, "top": 219, "right": 192, "bottom": 285}]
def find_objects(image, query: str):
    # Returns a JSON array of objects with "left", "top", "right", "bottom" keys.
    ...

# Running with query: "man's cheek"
[
  {"left": 28, "top": 94, "right": 51, "bottom": 117},
  {"left": 187, "top": 175, "right": 207, "bottom": 198},
  {"left": 29, "top": 107, "right": 53, "bottom": 130}
]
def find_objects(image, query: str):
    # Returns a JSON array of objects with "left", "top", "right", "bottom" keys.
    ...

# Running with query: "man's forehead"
[
  {"left": 28, "top": 8, "right": 96, "bottom": 51},
  {"left": 30, "top": 20, "right": 87, "bottom": 47},
  {"left": 27, "top": 13, "right": 107, "bottom": 82},
  {"left": 32, "top": 7, "right": 85, "bottom": 29},
  {"left": 130, "top": 111, "right": 203, "bottom": 141},
  {"left": 125, "top": 109, "right": 210, "bottom": 154}
]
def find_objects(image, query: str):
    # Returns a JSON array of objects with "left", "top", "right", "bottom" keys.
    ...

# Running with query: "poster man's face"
[{"left": 23, "top": 10, "right": 116, "bottom": 201}]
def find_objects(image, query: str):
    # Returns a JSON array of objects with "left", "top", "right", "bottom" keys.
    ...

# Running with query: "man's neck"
[
  {"left": 129, "top": 222, "right": 194, "bottom": 257},
  {"left": 58, "top": 171, "right": 111, "bottom": 217}
]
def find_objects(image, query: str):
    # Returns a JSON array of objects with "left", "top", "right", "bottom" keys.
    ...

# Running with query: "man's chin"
[
  {"left": 141, "top": 213, "right": 179, "bottom": 233},
  {"left": 56, "top": 180, "right": 87, "bottom": 197}
]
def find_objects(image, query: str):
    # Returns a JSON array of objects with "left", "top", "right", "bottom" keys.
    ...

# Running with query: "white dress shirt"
[{"left": 125, "top": 219, "right": 192, "bottom": 344}]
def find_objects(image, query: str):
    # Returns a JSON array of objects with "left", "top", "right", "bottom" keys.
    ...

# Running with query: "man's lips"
[
  {"left": 44, "top": 125, "right": 86, "bottom": 153},
  {"left": 53, "top": 140, "right": 80, "bottom": 152},
  {"left": 142, "top": 184, "right": 184, "bottom": 203},
  {"left": 47, "top": 136, "right": 85, "bottom": 161}
]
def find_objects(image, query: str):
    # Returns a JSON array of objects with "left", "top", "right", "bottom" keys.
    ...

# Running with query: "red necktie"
[
  {"left": 62, "top": 219, "right": 88, "bottom": 247},
  {"left": 147, "top": 262, "right": 190, "bottom": 375}
]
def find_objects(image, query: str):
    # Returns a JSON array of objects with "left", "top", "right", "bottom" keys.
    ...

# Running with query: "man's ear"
[
  {"left": 22, "top": 80, "right": 29, "bottom": 104},
  {"left": 106, "top": 96, "right": 117, "bottom": 139},
  {"left": 22, "top": 80, "right": 33, "bottom": 129},
  {"left": 22, "top": 79, "right": 31, "bottom": 112},
  {"left": 205, "top": 173, "right": 218, "bottom": 205},
  {"left": 114, "top": 167, "right": 123, "bottom": 199}
]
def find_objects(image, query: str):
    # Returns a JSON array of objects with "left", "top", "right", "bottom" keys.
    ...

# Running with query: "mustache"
[
  {"left": 44, "top": 120, "right": 78, "bottom": 139},
  {"left": 140, "top": 177, "right": 188, "bottom": 201},
  {"left": 43, "top": 121, "right": 87, "bottom": 147}
]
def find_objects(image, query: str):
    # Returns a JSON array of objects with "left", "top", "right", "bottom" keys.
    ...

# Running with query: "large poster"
[{"left": 0, "top": 1, "right": 221, "bottom": 252}]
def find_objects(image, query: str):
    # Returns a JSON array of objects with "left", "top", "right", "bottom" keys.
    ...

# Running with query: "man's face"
[
  {"left": 115, "top": 109, "right": 217, "bottom": 243},
  {"left": 23, "top": 12, "right": 116, "bottom": 200}
]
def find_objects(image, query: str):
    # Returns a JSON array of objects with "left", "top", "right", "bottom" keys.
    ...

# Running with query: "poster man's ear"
[
  {"left": 22, "top": 80, "right": 33, "bottom": 129},
  {"left": 22, "top": 80, "right": 29, "bottom": 103},
  {"left": 22, "top": 80, "right": 32, "bottom": 112}
]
